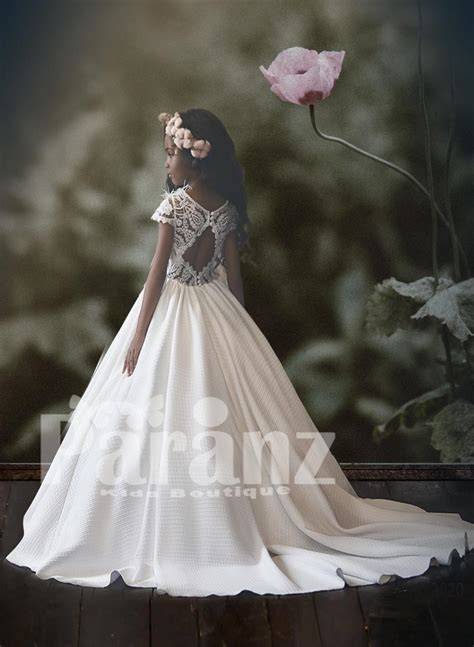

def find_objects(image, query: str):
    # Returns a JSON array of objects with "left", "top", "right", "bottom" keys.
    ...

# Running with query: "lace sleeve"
[{"left": 151, "top": 195, "right": 175, "bottom": 226}]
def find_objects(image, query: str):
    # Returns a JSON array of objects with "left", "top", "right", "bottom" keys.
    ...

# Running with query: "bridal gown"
[{"left": 5, "top": 184, "right": 474, "bottom": 597}]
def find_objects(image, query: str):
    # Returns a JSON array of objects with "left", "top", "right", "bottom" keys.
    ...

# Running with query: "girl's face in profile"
[{"left": 164, "top": 134, "right": 187, "bottom": 186}]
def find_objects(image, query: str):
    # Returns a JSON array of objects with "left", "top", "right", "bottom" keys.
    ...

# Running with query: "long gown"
[{"left": 5, "top": 184, "right": 474, "bottom": 597}]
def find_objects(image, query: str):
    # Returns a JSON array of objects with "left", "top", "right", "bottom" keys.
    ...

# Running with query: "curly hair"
[{"left": 158, "top": 108, "right": 256, "bottom": 267}]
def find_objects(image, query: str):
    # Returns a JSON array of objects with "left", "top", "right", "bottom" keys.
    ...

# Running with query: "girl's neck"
[
  {"left": 186, "top": 178, "right": 204, "bottom": 191},
  {"left": 183, "top": 180, "right": 226, "bottom": 209},
  {"left": 185, "top": 179, "right": 209, "bottom": 197}
]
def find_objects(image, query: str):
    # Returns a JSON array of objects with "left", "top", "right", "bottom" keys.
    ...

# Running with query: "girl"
[{"left": 5, "top": 108, "right": 474, "bottom": 596}]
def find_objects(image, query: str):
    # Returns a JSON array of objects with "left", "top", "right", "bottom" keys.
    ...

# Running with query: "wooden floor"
[{"left": 0, "top": 479, "right": 473, "bottom": 647}]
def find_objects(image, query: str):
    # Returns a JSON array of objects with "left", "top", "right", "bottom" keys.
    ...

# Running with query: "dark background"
[{"left": 1, "top": 0, "right": 473, "bottom": 463}]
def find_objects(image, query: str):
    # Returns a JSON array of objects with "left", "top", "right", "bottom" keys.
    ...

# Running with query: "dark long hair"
[{"left": 158, "top": 108, "right": 255, "bottom": 266}]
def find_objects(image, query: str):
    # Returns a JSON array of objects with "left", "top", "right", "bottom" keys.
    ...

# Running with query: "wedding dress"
[{"left": 5, "top": 184, "right": 474, "bottom": 596}]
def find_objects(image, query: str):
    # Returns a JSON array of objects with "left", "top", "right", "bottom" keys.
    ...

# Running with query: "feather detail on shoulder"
[
  {"left": 159, "top": 182, "right": 192, "bottom": 201},
  {"left": 151, "top": 183, "right": 193, "bottom": 224},
  {"left": 150, "top": 191, "right": 176, "bottom": 226}
]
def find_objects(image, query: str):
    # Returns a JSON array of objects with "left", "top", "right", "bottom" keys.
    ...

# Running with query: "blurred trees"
[{"left": 1, "top": 0, "right": 472, "bottom": 462}]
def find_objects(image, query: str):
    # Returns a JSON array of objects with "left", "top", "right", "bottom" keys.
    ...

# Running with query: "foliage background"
[{"left": 1, "top": 0, "right": 472, "bottom": 463}]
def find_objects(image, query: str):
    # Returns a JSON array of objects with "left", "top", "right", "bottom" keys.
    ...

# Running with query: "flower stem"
[
  {"left": 443, "top": 10, "right": 461, "bottom": 283},
  {"left": 417, "top": 0, "right": 439, "bottom": 288},
  {"left": 441, "top": 325, "right": 457, "bottom": 398},
  {"left": 308, "top": 107, "right": 471, "bottom": 279}
]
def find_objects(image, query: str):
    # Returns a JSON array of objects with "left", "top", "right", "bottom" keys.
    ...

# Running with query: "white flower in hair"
[
  {"left": 161, "top": 110, "right": 212, "bottom": 159},
  {"left": 175, "top": 127, "right": 194, "bottom": 150},
  {"left": 191, "top": 140, "right": 211, "bottom": 159},
  {"left": 165, "top": 112, "right": 182, "bottom": 137}
]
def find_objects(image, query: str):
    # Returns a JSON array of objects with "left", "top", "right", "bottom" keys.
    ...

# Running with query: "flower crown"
[{"left": 158, "top": 111, "right": 211, "bottom": 159}]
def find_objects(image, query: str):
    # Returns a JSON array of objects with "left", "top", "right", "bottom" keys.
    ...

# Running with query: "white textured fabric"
[{"left": 5, "top": 188, "right": 474, "bottom": 596}]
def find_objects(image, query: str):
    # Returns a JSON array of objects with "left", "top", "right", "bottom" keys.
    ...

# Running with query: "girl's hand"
[{"left": 122, "top": 333, "right": 145, "bottom": 376}]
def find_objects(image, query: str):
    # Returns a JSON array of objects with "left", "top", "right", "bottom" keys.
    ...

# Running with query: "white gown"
[{"left": 5, "top": 185, "right": 474, "bottom": 597}]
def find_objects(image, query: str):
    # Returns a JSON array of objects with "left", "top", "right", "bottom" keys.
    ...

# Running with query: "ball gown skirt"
[{"left": 4, "top": 266, "right": 474, "bottom": 597}]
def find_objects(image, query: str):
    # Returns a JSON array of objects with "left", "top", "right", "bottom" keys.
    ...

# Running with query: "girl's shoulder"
[
  {"left": 150, "top": 185, "right": 187, "bottom": 219},
  {"left": 168, "top": 183, "right": 235, "bottom": 215},
  {"left": 153, "top": 183, "right": 237, "bottom": 225}
]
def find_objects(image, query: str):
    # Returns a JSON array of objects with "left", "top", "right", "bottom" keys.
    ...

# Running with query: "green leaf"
[
  {"left": 430, "top": 399, "right": 474, "bottom": 462},
  {"left": 365, "top": 275, "right": 473, "bottom": 339},
  {"left": 373, "top": 383, "right": 451, "bottom": 441},
  {"left": 412, "top": 278, "right": 474, "bottom": 343}
]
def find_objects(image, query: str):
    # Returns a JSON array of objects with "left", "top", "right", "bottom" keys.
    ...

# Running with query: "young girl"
[{"left": 5, "top": 108, "right": 474, "bottom": 597}]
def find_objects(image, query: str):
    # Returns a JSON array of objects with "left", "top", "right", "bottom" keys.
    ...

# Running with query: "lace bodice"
[{"left": 150, "top": 183, "right": 238, "bottom": 286}]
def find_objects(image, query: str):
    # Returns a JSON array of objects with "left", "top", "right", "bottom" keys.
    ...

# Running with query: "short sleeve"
[{"left": 151, "top": 195, "right": 175, "bottom": 226}]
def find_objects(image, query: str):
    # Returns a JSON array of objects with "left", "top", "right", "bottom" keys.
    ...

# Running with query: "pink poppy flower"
[{"left": 259, "top": 46, "right": 345, "bottom": 105}]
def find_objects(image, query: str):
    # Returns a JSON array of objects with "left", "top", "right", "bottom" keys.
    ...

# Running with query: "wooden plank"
[
  {"left": 342, "top": 464, "right": 474, "bottom": 480},
  {"left": 1, "top": 479, "right": 472, "bottom": 646},
  {"left": 358, "top": 548, "right": 474, "bottom": 646},
  {"left": 0, "top": 481, "right": 11, "bottom": 555},
  {"left": 350, "top": 480, "right": 391, "bottom": 499},
  {"left": 0, "top": 482, "right": 48, "bottom": 646},
  {"left": 313, "top": 587, "right": 368, "bottom": 647},
  {"left": 150, "top": 593, "right": 199, "bottom": 647},
  {"left": 3, "top": 463, "right": 474, "bottom": 481},
  {"left": 385, "top": 480, "right": 454, "bottom": 513},
  {"left": 428, "top": 550, "right": 474, "bottom": 646},
  {"left": 1, "top": 480, "right": 40, "bottom": 558},
  {"left": 79, "top": 578, "right": 152, "bottom": 647},
  {"left": 0, "top": 465, "right": 42, "bottom": 480},
  {"left": 0, "top": 482, "right": 82, "bottom": 646},
  {"left": 444, "top": 480, "right": 474, "bottom": 523},
  {"left": 36, "top": 579, "right": 82, "bottom": 647},
  {"left": 357, "top": 480, "right": 474, "bottom": 646},
  {"left": 197, "top": 592, "right": 272, "bottom": 646},
  {"left": 266, "top": 593, "right": 322, "bottom": 647},
  {"left": 0, "top": 558, "right": 48, "bottom": 646},
  {"left": 357, "top": 576, "right": 440, "bottom": 647}
]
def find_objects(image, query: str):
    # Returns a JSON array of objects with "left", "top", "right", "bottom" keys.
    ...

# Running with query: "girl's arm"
[
  {"left": 223, "top": 230, "right": 245, "bottom": 308},
  {"left": 134, "top": 221, "right": 174, "bottom": 340}
]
